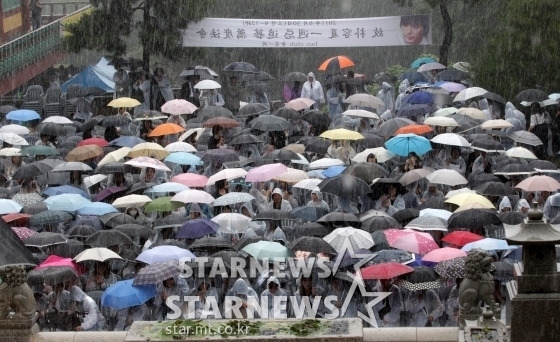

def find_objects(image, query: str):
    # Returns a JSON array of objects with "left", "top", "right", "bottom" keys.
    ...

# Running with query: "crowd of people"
[{"left": 1, "top": 63, "right": 559, "bottom": 333}]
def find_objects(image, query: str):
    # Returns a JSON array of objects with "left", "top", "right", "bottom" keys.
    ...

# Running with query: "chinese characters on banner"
[{"left": 181, "top": 15, "right": 432, "bottom": 48}]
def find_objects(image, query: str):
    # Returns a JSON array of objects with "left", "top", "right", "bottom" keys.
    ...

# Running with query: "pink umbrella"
[
  {"left": 515, "top": 175, "right": 560, "bottom": 192},
  {"left": 125, "top": 157, "right": 171, "bottom": 172},
  {"left": 11, "top": 227, "right": 36, "bottom": 240},
  {"left": 439, "top": 82, "right": 466, "bottom": 93},
  {"left": 422, "top": 247, "right": 467, "bottom": 263},
  {"left": 161, "top": 99, "right": 198, "bottom": 115},
  {"left": 35, "top": 254, "right": 85, "bottom": 275},
  {"left": 245, "top": 163, "right": 288, "bottom": 182},
  {"left": 384, "top": 228, "right": 439, "bottom": 255},
  {"left": 285, "top": 98, "right": 315, "bottom": 111},
  {"left": 172, "top": 189, "right": 215, "bottom": 204},
  {"left": 171, "top": 173, "right": 208, "bottom": 188}
]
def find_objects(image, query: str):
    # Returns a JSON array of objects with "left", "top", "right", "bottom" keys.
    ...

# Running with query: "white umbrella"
[
  {"left": 426, "top": 169, "right": 468, "bottom": 186},
  {"left": 432, "top": 107, "right": 459, "bottom": 117},
  {"left": 342, "top": 109, "right": 380, "bottom": 120},
  {"left": 323, "top": 227, "right": 374, "bottom": 252},
  {"left": 417, "top": 62, "right": 447, "bottom": 72},
  {"left": 0, "top": 125, "right": 30, "bottom": 135},
  {"left": 0, "top": 147, "right": 22, "bottom": 156},
  {"left": 0, "top": 199, "right": 23, "bottom": 214},
  {"left": 161, "top": 99, "right": 198, "bottom": 115},
  {"left": 344, "top": 94, "right": 384, "bottom": 108},
  {"left": 292, "top": 178, "right": 322, "bottom": 191},
  {"left": 424, "top": 116, "right": 458, "bottom": 127},
  {"left": 211, "top": 192, "right": 255, "bottom": 207},
  {"left": 112, "top": 194, "right": 153, "bottom": 208},
  {"left": 206, "top": 168, "right": 248, "bottom": 186},
  {"left": 453, "top": 86, "right": 488, "bottom": 102},
  {"left": 352, "top": 147, "right": 397, "bottom": 163},
  {"left": 42, "top": 116, "right": 74, "bottom": 124},
  {"left": 419, "top": 208, "right": 453, "bottom": 220},
  {"left": 172, "top": 189, "right": 215, "bottom": 204},
  {"left": 456, "top": 107, "right": 487, "bottom": 120},
  {"left": 212, "top": 213, "right": 252, "bottom": 233},
  {"left": 165, "top": 141, "right": 197, "bottom": 153},
  {"left": 97, "top": 147, "right": 131, "bottom": 167},
  {"left": 445, "top": 188, "right": 477, "bottom": 199},
  {"left": 505, "top": 147, "right": 538, "bottom": 160},
  {"left": 74, "top": 247, "right": 123, "bottom": 262},
  {"left": 481, "top": 119, "right": 513, "bottom": 130},
  {"left": 431, "top": 133, "right": 470, "bottom": 147},
  {"left": 194, "top": 79, "right": 221, "bottom": 90},
  {"left": 83, "top": 174, "right": 108, "bottom": 188},
  {"left": 405, "top": 216, "right": 448, "bottom": 232},
  {"left": 125, "top": 157, "right": 171, "bottom": 172},
  {"left": 275, "top": 168, "right": 308, "bottom": 183},
  {"left": 308, "top": 158, "right": 344, "bottom": 170},
  {"left": 0, "top": 132, "right": 29, "bottom": 146},
  {"left": 291, "top": 153, "right": 310, "bottom": 166},
  {"left": 179, "top": 128, "right": 206, "bottom": 142},
  {"left": 51, "top": 162, "right": 93, "bottom": 172}
]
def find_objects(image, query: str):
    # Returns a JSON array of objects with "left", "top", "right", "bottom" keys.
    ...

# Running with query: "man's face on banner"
[{"left": 401, "top": 22, "right": 424, "bottom": 44}]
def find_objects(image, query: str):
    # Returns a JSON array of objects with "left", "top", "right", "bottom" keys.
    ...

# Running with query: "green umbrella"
[
  {"left": 21, "top": 145, "right": 59, "bottom": 157},
  {"left": 143, "top": 197, "right": 183, "bottom": 213},
  {"left": 241, "top": 240, "right": 293, "bottom": 260}
]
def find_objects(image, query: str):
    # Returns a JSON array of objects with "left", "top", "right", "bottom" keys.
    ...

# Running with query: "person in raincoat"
[
  {"left": 69, "top": 285, "right": 106, "bottom": 331},
  {"left": 306, "top": 190, "right": 330, "bottom": 210},
  {"left": 325, "top": 275, "right": 357, "bottom": 318},
  {"left": 47, "top": 282, "right": 71, "bottom": 314},
  {"left": 543, "top": 193, "right": 560, "bottom": 221},
  {"left": 528, "top": 102, "right": 551, "bottom": 159},
  {"left": 420, "top": 183, "right": 444, "bottom": 204},
  {"left": 326, "top": 83, "right": 343, "bottom": 120},
  {"left": 225, "top": 278, "right": 259, "bottom": 319},
  {"left": 444, "top": 147, "right": 466, "bottom": 176},
  {"left": 334, "top": 140, "right": 356, "bottom": 165},
  {"left": 268, "top": 188, "right": 292, "bottom": 211},
  {"left": 292, "top": 274, "right": 326, "bottom": 318},
  {"left": 189, "top": 278, "right": 219, "bottom": 318},
  {"left": 151, "top": 68, "right": 174, "bottom": 111},
  {"left": 260, "top": 276, "right": 289, "bottom": 319},
  {"left": 372, "top": 279, "right": 403, "bottom": 327},
  {"left": 375, "top": 183, "right": 405, "bottom": 215},
  {"left": 300, "top": 72, "right": 325, "bottom": 110},
  {"left": 394, "top": 79, "right": 410, "bottom": 113},
  {"left": 114, "top": 305, "right": 147, "bottom": 331},
  {"left": 154, "top": 275, "right": 190, "bottom": 320},
  {"left": 515, "top": 198, "right": 531, "bottom": 218},
  {"left": 84, "top": 261, "right": 120, "bottom": 292},
  {"left": 498, "top": 196, "right": 512, "bottom": 213},
  {"left": 376, "top": 82, "right": 394, "bottom": 114},
  {"left": 404, "top": 288, "right": 444, "bottom": 327}
]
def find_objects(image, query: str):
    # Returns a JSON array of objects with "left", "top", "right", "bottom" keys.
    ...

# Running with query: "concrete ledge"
[
  {"left": 363, "top": 327, "right": 459, "bottom": 342},
  {"left": 32, "top": 331, "right": 128, "bottom": 342}
]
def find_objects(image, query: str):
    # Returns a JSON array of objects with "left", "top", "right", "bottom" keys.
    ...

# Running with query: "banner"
[{"left": 182, "top": 15, "right": 432, "bottom": 48}]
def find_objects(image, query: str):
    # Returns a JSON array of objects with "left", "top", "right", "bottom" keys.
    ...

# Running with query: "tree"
[
  {"left": 393, "top": 0, "right": 480, "bottom": 65},
  {"left": 472, "top": 0, "right": 560, "bottom": 100},
  {"left": 63, "top": 0, "right": 216, "bottom": 71}
]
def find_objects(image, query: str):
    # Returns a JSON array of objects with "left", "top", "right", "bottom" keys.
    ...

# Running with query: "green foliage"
[
  {"left": 285, "top": 319, "right": 325, "bottom": 337},
  {"left": 386, "top": 65, "right": 407, "bottom": 79},
  {"left": 472, "top": 0, "right": 560, "bottom": 100}
]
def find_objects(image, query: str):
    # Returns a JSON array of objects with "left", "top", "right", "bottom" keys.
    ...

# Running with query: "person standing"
[
  {"left": 223, "top": 76, "right": 241, "bottom": 115},
  {"left": 528, "top": 102, "right": 551, "bottom": 159},
  {"left": 376, "top": 82, "right": 394, "bottom": 114},
  {"left": 326, "top": 83, "right": 343, "bottom": 120},
  {"left": 113, "top": 67, "right": 130, "bottom": 99},
  {"left": 180, "top": 75, "right": 200, "bottom": 107},
  {"left": 151, "top": 68, "right": 174, "bottom": 111},
  {"left": 30, "top": 0, "right": 43, "bottom": 31},
  {"left": 300, "top": 72, "right": 325, "bottom": 110}
]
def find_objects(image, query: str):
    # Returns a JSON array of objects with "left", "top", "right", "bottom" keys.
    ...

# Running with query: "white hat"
[{"left": 308, "top": 72, "right": 315, "bottom": 78}]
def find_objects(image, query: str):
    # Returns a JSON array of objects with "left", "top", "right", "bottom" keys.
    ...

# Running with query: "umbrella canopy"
[
  {"left": 125, "top": 156, "right": 171, "bottom": 172},
  {"left": 165, "top": 142, "right": 197, "bottom": 153},
  {"left": 285, "top": 98, "right": 315, "bottom": 111},
  {"left": 425, "top": 169, "right": 468, "bottom": 186},
  {"left": 508, "top": 131, "right": 542, "bottom": 146},
  {"left": 201, "top": 149, "right": 239, "bottom": 163},
  {"left": 6, "top": 109, "right": 41, "bottom": 121},
  {"left": 144, "top": 182, "right": 190, "bottom": 195},
  {"left": 29, "top": 210, "right": 73, "bottom": 227},
  {"left": 474, "top": 181, "right": 516, "bottom": 196},
  {"left": 515, "top": 88, "right": 548, "bottom": 102},
  {"left": 66, "top": 145, "right": 104, "bottom": 162},
  {"left": 253, "top": 209, "right": 295, "bottom": 221},
  {"left": 97, "top": 148, "right": 132, "bottom": 167},
  {"left": 405, "top": 216, "right": 448, "bottom": 232},
  {"left": 12, "top": 163, "right": 44, "bottom": 180},
  {"left": 128, "top": 142, "right": 169, "bottom": 160},
  {"left": 262, "top": 149, "right": 299, "bottom": 162},
  {"left": 50, "top": 161, "right": 93, "bottom": 173},
  {"left": 0, "top": 124, "right": 30, "bottom": 135},
  {"left": 85, "top": 230, "right": 133, "bottom": 248},
  {"left": 202, "top": 117, "right": 239, "bottom": 129},
  {"left": 207, "top": 168, "right": 248, "bottom": 185},
  {"left": 275, "top": 168, "right": 308, "bottom": 183},
  {"left": 0, "top": 133, "right": 28, "bottom": 146},
  {"left": 136, "top": 246, "right": 195, "bottom": 264},
  {"left": 237, "top": 103, "right": 269, "bottom": 117},
  {"left": 318, "top": 175, "right": 372, "bottom": 198},
  {"left": 198, "top": 106, "right": 234, "bottom": 121},
  {"left": 456, "top": 107, "right": 487, "bottom": 120},
  {"left": 417, "top": 62, "right": 446, "bottom": 72},
  {"left": 242, "top": 240, "right": 293, "bottom": 260},
  {"left": 290, "top": 206, "right": 328, "bottom": 222},
  {"left": 148, "top": 123, "right": 185, "bottom": 137},
  {"left": 399, "top": 168, "right": 432, "bottom": 186},
  {"left": 343, "top": 162, "right": 388, "bottom": 183},
  {"left": 0, "top": 199, "right": 23, "bottom": 214},
  {"left": 352, "top": 147, "right": 397, "bottom": 164},
  {"left": 161, "top": 99, "right": 198, "bottom": 115},
  {"left": 323, "top": 227, "right": 374, "bottom": 252},
  {"left": 66, "top": 224, "right": 98, "bottom": 238},
  {"left": 515, "top": 175, "right": 560, "bottom": 192},
  {"left": 320, "top": 128, "right": 364, "bottom": 141},
  {"left": 171, "top": 189, "right": 215, "bottom": 204},
  {"left": 318, "top": 55, "right": 355, "bottom": 71},
  {"left": 211, "top": 213, "right": 252, "bottom": 233},
  {"left": 101, "top": 279, "right": 157, "bottom": 310},
  {"left": 24, "top": 232, "right": 68, "bottom": 248},
  {"left": 77, "top": 137, "right": 109, "bottom": 148},
  {"left": 176, "top": 219, "right": 220, "bottom": 239},
  {"left": 384, "top": 228, "right": 439, "bottom": 255},
  {"left": 368, "top": 249, "right": 413, "bottom": 265},
  {"left": 194, "top": 79, "right": 221, "bottom": 90},
  {"left": 344, "top": 93, "right": 384, "bottom": 108},
  {"left": 43, "top": 194, "right": 91, "bottom": 212},
  {"left": 0, "top": 220, "right": 37, "bottom": 266},
  {"left": 433, "top": 257, "right": 466, "bottom": 278},
  {"left": 452, "top": 86, "right": 488, "bottom": 102},
  {"left": 289, "top": 236, "right": 337, "bottom": 254},
  {"left": 395, "top": 266, "right": 443, "bottom": 291},
  {"left": 114, "top": 223, "right": 151, "bottom": 238},
  {"left": 360, "top": 262, "right": 414, "bottom": 280},
  {"left": 212, "top": 192, "right": 255, "bottom": 207},
  {"left": 107, "top": 97, "right": 141, "bottom": 108},
  {"left": 293, "top": 178, "right": 322, "bottom": 191},
  {"left": 481, "top": 119, "right": 513, "bottom": 130},
  {"left": 422, "top": 247, "right": 466, "bottom": 263},
  {"left": 250, "top": 115, "right": 290, "bottom": 132},
  {"left": 73, "top": 247, "right": 123, "bottom": 262},
  {"left": 245, "top": 163, "right": 287, "bottom": 182},
  {"left": 447, "top": 209, "right": 501, "bottom": 230},
  {"left": 461, "top": 238, "right": 514, "bottom": 252},
  {"left": 100, "top": 212, "right": 137, "bottom": 228},
  {"left": 77, "top": 202, "right": 118, "bottom": 216},
  {"left": 143, "top": 196, "right": 183, "bottom": 213},
  {"left": 441, "top": 231, "right": 484, "bottom": 247},
  {"left": 27, "top": 266, "right": 78, "bottom": 286},
  {"left": 170, "top": 173, "right": 208, "bottom": 188},
  {"left": 385, "top": 133, "right": 432, "bottom": 157},
  {"left": 395, "top": 124, "right": 433, "bottom": 136},
  {"left": 133, "top": 260, "right": 180, "bottom": 285},
  {"left": 431, "top": 133, "right": 470, "bottom": 147}
]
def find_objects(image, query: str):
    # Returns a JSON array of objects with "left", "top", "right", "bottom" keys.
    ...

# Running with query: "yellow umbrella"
[
  {"left": 112, "top": 194, "right": 152, "bottom": 208},
  {"left": 282, "top": 144, "right": 305, "bottom": 154},
  {"left": 97, "top": 147, "right": 132, "bottom": 167},
  {"left": 128, "top": 142, "right": 169, "bottom": 160},
  {"left": 107, "top": 97, "right": 141, "bottom": 108},
  {"left": 445, "top": 193, "right": 494, "bottom": 208},
  {"left": 454, "top": 203, "right": 494, "bottom": 213},
  {"left": 319, "top": 128, "right": 364, "bottom": 141}
]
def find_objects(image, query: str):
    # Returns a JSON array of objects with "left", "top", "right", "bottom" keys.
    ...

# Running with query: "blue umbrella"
[
  {"left": 144, "top": 182, "right": 190, "bottom": 195},
  {"left": 101, "top": 279, "right": 157, "bottom": 310},
  {"left": 136, "top": 245, "right": 195, "bottom": 264},
  {"left": 43, "top": 185, "right": 91, "bottom": 199},
  {"left": 77, "top": 202, "right": 118, "bottom": 216},
  {"left": 405, "top": 91, "right": 434, "bottom": 105},
  {"left": 399, "top": 71, "right": 428, "bottom": 85},
  {"left": 164, "top": 152, "right": 203, "bottom": 166},
  {"left": 109, "top": 136, "right": 146, "bottom": 148},
  {"left": 321, "top": 165, "right": 346, "bottom": 178},
  {"left": 397, "top": 104, "right": 433, "bottom": 118},
  {"left": 176, "top": 219, "right": 220, "bottom": 239},
  {"left": 385, "top": 133, "right": 432, "bottom": 157},
  {"left": 43, "top": 194, "right": 92, "bottom": 212},
  {"left": 6, "top": 109, "right": 41, "bottom": 122},
  {"left": 411, "top": 57, "right": 436, "bottom": 69}
]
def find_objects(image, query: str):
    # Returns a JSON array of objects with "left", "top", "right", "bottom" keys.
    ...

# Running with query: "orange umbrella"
[
  {"left": 202, "top": 117, "right": 239, "bottom": 128},
  {"left": 319, "top": 55, "right": 355, "bottom": 71},
  {"left": 66, "top": 145, "right": 104, "bottom": 161},
  {"left": 148, "top": 123, "right": 185, "bottom": 137},
  {"left": 395, "top": 124, "right": 433, "bottom": 135}
]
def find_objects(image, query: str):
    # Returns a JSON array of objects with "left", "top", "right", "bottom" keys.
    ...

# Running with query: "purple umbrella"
[
  {"left": 176, "top": 219, "right": 220, "bottom": 239},
  {"left": 94, "top": 186, "right": 126, "bottom": 202}
]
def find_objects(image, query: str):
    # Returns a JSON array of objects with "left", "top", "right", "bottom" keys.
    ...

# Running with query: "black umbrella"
[
  {"left": 392, "top": 208, "right": 420, "bottom": 224},
  {"left": 361, "top": 133, "right": 386, "bottom": 148},
  {"left": 223, "top": 62, "right": 259, "bottom": 73},
  {"left": 154, "top": 213, "right": 187, "bottom": 229},
  {"left": 188, "top": 237, "right": 231, "bottom": 251},
  {"left": 318, "top": 175, "right": 372, "bottom": 198},
  {"left": 253, "top": 209, "right": 295, "bottom": 221},
  {"left": 419, "top": 197, "right": 447, "bottom": 210},
  {"left": 400, "top": 71, "right": 428, "bottom": 84},
  {"left": 12, "top": 164, "right": 43, "bottom": 180},
  {"left": 114, "top": 223, "right": 151, "bottom": 238},
  {"left": 0, "top": 105, "right": 17, "bottom": 115},
  {"left": 396, "top": 103, "right": 433, "bottom": 118},
  {"left": 471, "top": 137, "right": 505, "bottom": 153},
  {"left": 229, "top": 134, "right": 264, "bottom": 146},
  {"left": 361, "top": 216, "right": 402, "bottom": 232},
  {"left": 474, "top": 182, "right": 516, "bottom": 196},
  {"left": 515, "top": 88, "right": 548, "bottom": 103},
  {"left": 395, "top": 266, "right": 442, "bottom": 290},
  {"left": 302, "top": 110, "right": 332, "bottom": 132},
  {"left": 22, "top": 202, "right": 48, "bottom": 215},
  {"left": 448, "top": 209, "right": 501, "bottom": 230},
  {"left": 24, "top": 232, "right": 68, "bottom": 248},
  {"left": 282, "top": 72, "right": 307, "bottom": 82},
  {"left": 272, "top": 107, "right": 301, "bottom": 120},
  {"left": 198, "top": 106, "right": 234, "bottom": 122},
  {"left": 317, "top": 212, "right": 360, "bottom": 226},
  {"left": 0, "top": 219, "right": 37, "bottom": 267},
  {"left": 303, "top": 137, "right": 330, "bottom": 154},
  {"left": 294, "top": 222, "right": 330, "bottom": 238},
  {"left": 371, "top": 230, "right": 390, "bottom": 252},
  {"left": 29, "top": 211, "right": 73, "bottom": 227},
  {"left": 369, "top": 249, "right": 413, "bottom": 264},
  {"left": 483, "top": 91, "right": 506, "bottom": 104},
  {"left": 494, "top": 163, "right": 534, "bottom": 175},
  {"left": 126, "top": 182, "right": 156, "bottom": 195},
  {"left": 85, "top": 230, "right": 133, "bottom": 248},
  {"left": 37, "top": 122, "right": 67, "bottom": 136},
  {"left": 530, "top": 159, "right": 557, "bottom": 171},
  {"left": 27, "top": 266, "right": 78, "bottom": 286},
  {"left": 152, "top": 239, "right": 187, "bottom": 248},
  {"left": 289, "top": 236, "right": 337, "bottom": 254},
  {"left": 377, "top": 118, "right": 415, "bottom": 137},
  {"left": 237, "top": 103, "right": 269, "bottom": 117},
  {"left": 436, "top": 69, "right": 469, "bottom": 82},
  {"left": 251, "top": 115, "right": 290, "bottom": 132},
  {"left": 343, "top": 162, "right": 388, "bottom": 183},
  {"left": 96, "top": 161, "right": 127, "bottom": 174},
  {"left": 100, "top": 115, "right": 131, "bottom": 128},
  {"left": 447, "top": 113, "right": 482, "bottom": 132},
  {"left": 99, "top": 212, "right": 136, "bottom": 228},
  {"left": 66, "top": 225, "right": 99, "bottom": 238},
  {"left": 261, "top": 149, "right": 299, "bottom": 161},
  {"left": 201, "top": 149, "right": 239, "bottom": 163},
  {"left": 499, "top": 211, "right": 524, "bottom": 225},
  {"left": 491, "top": 261, "right": 514, "bottom": 281},
  {"left": 290, "top": 206, "right": 329, "bottom": 222},
  {"left": 52, "top": 239, "right": 85, "bottom": 258},
  {"left": 241, "top": 71, "right": 274, "bottom": 82},
  {"left": 469, "top": 174, "right": 501, "bottom": 188}
]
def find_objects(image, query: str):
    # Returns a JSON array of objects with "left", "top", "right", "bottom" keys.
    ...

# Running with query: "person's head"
[
  {"left": 379, "top": 278, "right": 392, "bottom": 291},
  {"left": 127, "top": 207, "right": 139, "bottom": 217},
  {"left": 367, "top": 153, "right": 376, "bottom": 163},
  {"left": 300, "top": 276, "right": 312, "bottom": 291},
  {"left": 154, "top": 67, "right": 164, "bottom": 77},
  {"left": 118, "top": 107, "right": 126, "bottom": 115},
  {"left": 451, "top": 146, "right": 461, "bottom": 159},
  {"left": 241, "top": 206, "right": 251, "bottom": 217},
  {"left": 114, "top": 172, "right": 125, "bottom": 186},
  {"left": 212, "top": 125, "right": 223, "bottom": 138},
  {"left": 143, "top": 120, "right": 153, "bottom": 128},
  {"left": 408, "top": 152, "right": 419, "bottom": 162},
  {"left": 10, "top": 155, "right": 21, "bottom": 166},
  {"left": 209, "top": 88, "right": 216, "bottom": 95},
  {"left": 531, "top": 102, "right": 541, "bottom": 114},
  {"left": 400, "top": 15, "right": 430, "bottom": 45},
  {"left": 436, "top": 125, "right": 446, "bottom": 134},
  {"left": 347, "top": 70, "right": 354, "bottom": 78},
  {"left": 271, "top": 188, "right": 283, "bottom": 204},
  {"left": 388, "top": 183, "right": 398, "bottom": 196},
  {"left": 221, "top": 205, "right": 232, "bottom": 213},
  {"left": 311, "top": 190, "right": 319, "bottom": 202},
  {"left": 267, "top": 276, "right": 280, "bottom": 295},
  {"left": 70, "top": 170, "right": 82, "bottom": 184},
  {"left": 229, "top": 75, "right": 237, "bottom": 86},
  {"left": 163, "top": 277, "right": 176, "bottom": 288},
  {"left": 428, "top": 183, "right": 438, "bottom": 193},
  {"left": 145, "top": 167, "right": 155, "bottom": 180},
  {"left": 307, "top": 72, "right": 315, "bottom": 83}
]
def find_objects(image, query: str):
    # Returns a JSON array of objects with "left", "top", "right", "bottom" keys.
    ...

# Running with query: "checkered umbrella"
[
  {"left": 133, "top": 260, "right": 180, "bottom": 285},
  {"left": 395, "top": 266, "right": 443, "bottom": 290}
]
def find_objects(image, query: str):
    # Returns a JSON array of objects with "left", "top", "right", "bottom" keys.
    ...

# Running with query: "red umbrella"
[
  {"left": 78, "top": 138, "right": 109, "bottom": 148},
  {"left": 3, "top": 213, "right": 31, "bottom": 226},
  {"left": 441, "top": 231, "right": 483, "bottom": 247},
  {"left": 360, "top": 262, "right": 414, "bottom": 280},
  {"left": 422, "top": 247, "right": 467, "bottom": 263}
]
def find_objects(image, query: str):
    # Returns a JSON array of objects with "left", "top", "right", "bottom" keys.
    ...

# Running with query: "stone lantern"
[{"left": 506, "top": 203, "right": 560, "bottom": 342}]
